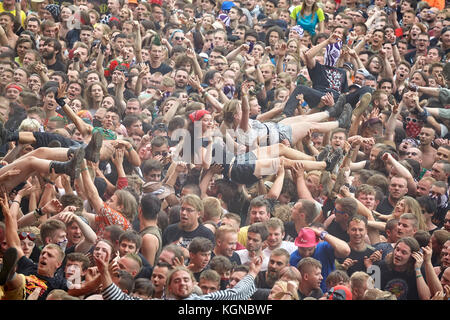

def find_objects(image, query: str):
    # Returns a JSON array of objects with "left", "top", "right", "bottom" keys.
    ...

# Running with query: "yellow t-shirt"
[{"left": 0, "top": 3, "right": 27, "bottom": 27}]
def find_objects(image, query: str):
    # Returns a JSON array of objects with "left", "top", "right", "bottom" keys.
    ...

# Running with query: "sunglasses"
[
  {"left": 406, "top": 117, "right": 418, "bottom": 123},
  {"left": 18, "top": 232, "right": 37, "bottom": 241},
  {"left": 333, "top": 208, "right": 347, "bottom": 215},
  {"left": 406, "top": 152, "right": 418, "bottom": 156},
  {"left": 174, "top": 37, "right": 185, "bottom": 41},
  {"left": 153, "top": 151, "right": 168, "bottom": 157}
]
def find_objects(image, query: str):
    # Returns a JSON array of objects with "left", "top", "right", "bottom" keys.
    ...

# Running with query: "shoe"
[
  {"left": 338, "top": 104, "right": 352, "bottom": 129},
  {"left": 352, "top": 92, "right": 372, "bottom": 118},
  {"left": 327, "top": 94, "right": 346, "bottom": 118},
  {"left": 316, "top": 145, "right": 332, "bottom": 161},
  {"left": 84, "top": 131, "right": 103, "bottom": 163},
  {"left": 50, "top": 147, "right": 85, "bottom": 180},
  {"left": 0, "top": 247, "right": 18, "bottom": 286},
  {"left": 325, "top": 148, "right": 343, "bottom": 173}
]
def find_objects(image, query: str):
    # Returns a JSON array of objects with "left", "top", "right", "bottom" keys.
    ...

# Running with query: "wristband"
[
  {"left": 34, "top": 208, "right": 44, "bottom": 217},
  {"left": 127, "top": 146, "right": 133, "bottom": 152},
  {"left": 319, "top": 231, "right": 329, "bottom": 240},
  {"left": 80, "top": 167, "right": 89, "bottom": 172},
  {"left": 12, "top": 200, "right": 20, "bottom": 204},
  {"left": 416, "top": 274, "right": 422, "bottom": 278}
]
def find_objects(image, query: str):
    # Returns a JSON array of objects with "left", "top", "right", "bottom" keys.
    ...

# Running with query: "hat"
[
  {"left": 327, "top": 285, "right": 353, "bottom": 300},
  {"left": 45, "top": 4, "right": 61, "bottom": 22},
  {"left": 143, "top": 182, "right": 175, "bottom": 200},
  {"left": 294, "top": 228, "right": 319, "bottom": 248},
  {"left": 152, "top": 123, "right": 168, "bottom": 133},
  {"left": 221, "top": 1, "right": 236, "bottom": 11},
  {"left": 263, "top": 19, "right": 288, "bottom": 30},
  {"left": 356, "top": 68, "right": 371, "bottom": 77},
  {"left": 189, "top": 110, "right": 210, "bottom": 122},
  {"left": 343, "top": 62, "right": 354, "bottom": 71},
  {"left": 357, "top": 9, "right": 368, "bottom": 19},
  {"left": 128, "top": 0, "right": 138, "bottom": 4}
]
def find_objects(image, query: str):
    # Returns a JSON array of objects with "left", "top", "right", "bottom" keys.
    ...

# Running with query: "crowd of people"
[{"left": 0, "top": 0, "right": 449, "bottom": 302}]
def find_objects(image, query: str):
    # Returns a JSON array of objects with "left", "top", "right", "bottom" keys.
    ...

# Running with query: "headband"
[{"left": 189, "top": 110, "right": 210, "bottom": 122}]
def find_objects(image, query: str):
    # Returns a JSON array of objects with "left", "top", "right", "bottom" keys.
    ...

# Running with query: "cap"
[
  {"left": 263, "top": 19, "right": 287, "bottom": 30},
  {"left": 152, "top": 123, "right": 168, "bottom": 132},
  {"left": 221, "top": 1, "right": 236, "bottom": 11},
  {"left": 357, "top": 9, "right": 368, "bottom": 19},
  {"left": 143, "top": 182, "right": 175, "bottom": 200},
  {"left": 327, "top": 285, "right": 353, "bottom": 300},
  {"left": 128, "top": 0, "right": 138, "bottom": 4},
  {"left": 343, "top": 62, "right": 354, "bottom": 71},
  {"left": 294, "top": 228, "right": 319, "bottom": 248},
  {"left": 356, "top": 68, "right": 371, "bottom": 77}
]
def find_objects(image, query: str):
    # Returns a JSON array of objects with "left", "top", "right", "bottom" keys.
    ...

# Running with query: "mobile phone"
[{"left": 247, "top": 41, "right": 254, "bottom": 54}]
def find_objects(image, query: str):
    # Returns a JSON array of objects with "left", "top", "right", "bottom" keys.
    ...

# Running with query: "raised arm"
[{"left": 310, "top": 226, "right": 351, "bottom": 259}]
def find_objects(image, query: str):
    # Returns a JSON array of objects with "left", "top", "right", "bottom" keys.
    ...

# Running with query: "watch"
[{"left": 319, "top": 231, "right": 329, "bottom": 240}]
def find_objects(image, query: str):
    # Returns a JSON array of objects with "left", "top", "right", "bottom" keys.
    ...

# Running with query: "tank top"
[{"left": 139, "top": 225, "right": 163, "bottom": 260}]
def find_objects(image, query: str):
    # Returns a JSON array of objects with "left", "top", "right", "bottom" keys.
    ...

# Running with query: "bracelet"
[
  {"left": 80, "top": 167, "right": 89, "bottom": 172},
  {"left": 416, "top": 274, "right": 423, "bottom": 278},
  {"left": 12, "top": 200, "right": 20, "bottom": 204},
  {"left": 127, "top": 146, "right": 133, "bottom": 152}
]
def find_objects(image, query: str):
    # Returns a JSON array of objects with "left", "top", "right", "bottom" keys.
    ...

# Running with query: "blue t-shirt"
[{"left": 290, "top": 241, "right": 336, "bottom": 292}]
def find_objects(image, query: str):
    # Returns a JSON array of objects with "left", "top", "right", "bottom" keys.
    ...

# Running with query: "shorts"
[
  {"left": 277, "top": 123, "right": 293, "bottom": 146},
  {"left": 230, "top": 152, "right": 259, "bottom": 185}
]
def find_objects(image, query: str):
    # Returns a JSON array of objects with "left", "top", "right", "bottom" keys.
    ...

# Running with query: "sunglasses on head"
[
  {"left": 18, "top": 232, "right": 37, "bottom": 241},
  {"left": 406, "top": 117, "right": 418, "bottom": 123}
]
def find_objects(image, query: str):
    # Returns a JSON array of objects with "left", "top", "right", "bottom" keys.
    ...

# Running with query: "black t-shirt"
[
  {"left": 378, "top": 260, "right": 422, "bottom": 300},
  {"left": 308, "top": 62, "right": 349, "bottom": 95},
  {"left": 148, "top": 62, "right": 173, "bottom": 75},
  {"left": 327, "top": 220, "right": 350, "bottom": 242},
  {"left": 284, "top": 221, "right": 299, "bottom": 243},
  {"left": 17, "top": 256, "right": 69, "bottom": 300},
  {"left": 47, "top": 59, "right": 66, "bottom": 72},
  {"left": 161, "top": 223, "right": 215, "bottom": 248},
  {"left": 107, "top": 87, "right": 136, "bottom": 102},
  {"left": 211, "top": 251, "right": 242, "bottom": 266},
  {"left": 376, "top": 196, "right": 394, "bottom": 215},
  {"left": 298, "top": 288, "right": 324, "bottom": 300},
  {"left": 337, "top": 245, "right": 376, "bottom": 276}
]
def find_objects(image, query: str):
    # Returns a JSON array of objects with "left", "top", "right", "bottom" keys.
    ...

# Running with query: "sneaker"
[
  {"left": 84, "top": 130, "right": 103, "bottom": 163},
  {"left": 316, "top": 145, "right": 332, "bottom": 161},
  {"left": 325, "top": 148, "right": 343, "bottom": 173},
  {"left": 327, "top": 94, "right": 346, "bottom": 119},
  {"left": 0, "top": 247, "right": 18, "bottom": 286},
  {"left": 338, "top": 104, "right": 352, "bottom": 129},
  {"left": 352, "top": 92, "right": 372, "bottom": 118}
]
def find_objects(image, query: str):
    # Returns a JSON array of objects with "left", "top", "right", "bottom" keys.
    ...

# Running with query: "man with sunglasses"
[{"left": 324, "top": 197, "right": 358, "bottom": 242}]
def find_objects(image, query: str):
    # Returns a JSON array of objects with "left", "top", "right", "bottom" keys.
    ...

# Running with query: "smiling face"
[{"left": 168, "top": 270, "right": 194, "bottom": 299}]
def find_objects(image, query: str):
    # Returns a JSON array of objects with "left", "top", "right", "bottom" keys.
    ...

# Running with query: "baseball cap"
[
  {"left": 152, "top": 123, "right": 168, "bottom": 133},
  {"left": 294, "top": 228, "right": 319, "bottom": 248},
  {"left": 343, "top": 62, "right": 354, "bottom": 71},
  {"left": 327, "top": 285, "right": 353, "bottom": 300},
  {"left": 221, "top": 1, "right": 236, "bottom": 11}
]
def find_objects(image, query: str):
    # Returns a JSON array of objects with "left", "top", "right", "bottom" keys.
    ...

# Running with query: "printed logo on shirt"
[{"left": 384, "top": 278, "right": 408, "bottom": 300}]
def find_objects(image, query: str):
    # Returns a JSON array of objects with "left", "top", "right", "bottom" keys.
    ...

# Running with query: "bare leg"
[
  {"left": 254, "top": 143, "right": 314, "bottom": 161},
  {"left": 282, "top": 158, "right": 327, "bottom": 171},
  {"left": 290, "top": 121, "right": 339, "bottom": 145},
  {"left": 253, "top": 158, "right": 281, "bottom": 178},
  {"left": 0, "top": 156, "right": 53, "bottom": 192},
  {"left": 279, "top": 111, "right": 330, "bottom": 126},
  {"left": 16, "top": 147, "right": 69, "bottom": 162}
]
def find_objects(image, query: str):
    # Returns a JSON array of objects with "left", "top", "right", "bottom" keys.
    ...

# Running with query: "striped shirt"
[{"left": 102, "top": 274, "right": 256, "bottom": 300}]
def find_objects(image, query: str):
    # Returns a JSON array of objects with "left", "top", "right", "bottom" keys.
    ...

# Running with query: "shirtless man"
[{"left": 418, "top": 126, "right": 437, "bottom": 169}]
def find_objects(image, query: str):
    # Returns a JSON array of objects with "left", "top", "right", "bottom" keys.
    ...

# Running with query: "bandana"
[
  {"left": 324, "top": 41, "right": 343, "bottom": 67},
  {"left": 189, "top": 110, "right": 210, "bottom": 122},
  {"left": 6, "top": 84, "right": 23, "bottom": 92},
  {"left": 405, "top": 121, "right": 423, "bottom": 138},
  {"left": 92, "top": 127, "right": 117, "bottom": 140},
  {"left": 290, "top": 25, "right": 304, "bottom": 38}
]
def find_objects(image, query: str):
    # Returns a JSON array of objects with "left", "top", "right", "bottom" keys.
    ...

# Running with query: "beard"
[{"left": 266, "top": 269, "right": 279, "bottom": 287}]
